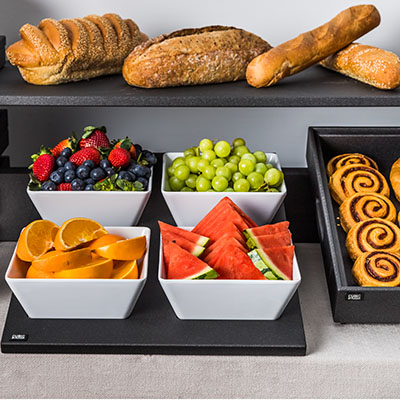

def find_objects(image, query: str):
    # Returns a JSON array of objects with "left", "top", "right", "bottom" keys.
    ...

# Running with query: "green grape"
[
  {"left": 214, "top": 141, "right": 231, "bottom": 158},
  {"left": 181, "top": 186, "right": 194, "bottom": 192},
  {"left": 167, "top": 166, "right": 175, "bottom": 177},
  {"left": 199, "top": 138, "right": 214, "bottom": 152},
  {"left": 234, "top": 178, "right": 250, "bottom": 192},
  {"left": 216, "top": 166, "right": 232, "bottom": 181},
  {"left": 185, "top": 174, "right": 197, "bottom": 189},
  {"left": 233, "top": 145, "right": 250, "bottom": 157},
  {"left": 186, "top": 156, "right": 200, "bottom": 173},
  {"left": 203, "top": 165, "right": 216, "bottom": 180},
  {"left": 197, "top": 158, "right": 209, "bottom": 173},
  {"left": 225, "top": 162, "right": 238, "bottom": 174},
  {"left": 211, "top": 158, "right": 224, "bottom": 169},
  {"left": 174, "top": 165, "right": 190, "bottom": 181},
  {"left": 247, "top": 172, "right": 264, "bottom": 189},
  {"left": 272, "top": 170, "right": 284, "bottom": 187},
  {"left": 253, "top": 151, "right": 267, "bottom": 163},
  {"left": 184, "top": 148, "right": 196, "bottom": 158},
  {"left": 202, "top": 149, "right": 217, "bottom": 162},
  {"left": 196, "top": 176, "right": 211, "bottom": 192},
  {"left": 241, "top": 153, "right": 257, "bottom": 164},
  {"left": 212, "top": 176, "right": 229, "bottom": 192},
  {"left": 268, "top": 188, "right": 279, "bottom": 192},
  {"left": 207, "top": 189, "right": 215, "bottom": 192},
  {"left": 228, "top": 155, "right": 241, "bottom": 164},
  {"left": 238, "top": 159, "right": 255, "bottom": 176},
  {"left": 264, "top": 168, "right": 282, "bottom": 187},
  {"left": 232, "top": 138, "right": 246, "bottom": 147},
  {"left": 225, "top": 187, "right": 235, "bottom": 192},
  {"left": 169, "top": 176, "right": 185, "bottom": 191},
  {"left": 265, "top": 163, "right": 274, "bottom": 170},
  {"left": 232, "top": 171, "right": 244, "bottom": 183},
  {"left": 255, "top": 162, "right": 267, "bottom": 175},
  {"left": 172, "top": 157, "right": 186, "bottom": 168}
]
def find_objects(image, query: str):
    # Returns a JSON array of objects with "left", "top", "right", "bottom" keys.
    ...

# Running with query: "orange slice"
[
  {"left": 31, "top": 248, "right": 92, "bottom": 273},
  {"left": 94, "top": 236, "right": 146, "bottom": 260},
  {"left": 26, "top": 265, "right": 54, "bottom": 279},
  {"left": 88, "top": 234, "right": 125, "bottom": 249},
  {"left": 54, "top": 258, "right": 113, "bottom": 279},
  {"left": 112, "top": 260, "right": 139, "bottom": 279},
  {"left": 16, "top": 220, "right": 59, "bottom": 262},
  {"left": 54, "top": 218, "right": 107, "bottom": 251}
]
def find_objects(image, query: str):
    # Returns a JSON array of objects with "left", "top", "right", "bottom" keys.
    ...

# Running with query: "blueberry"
[
  {"left": 85, "top": 178, "right": 96, "bottom": 185},
  {"left": 60, "top": 148, "right": 72, "bottom": 159},
  {"left": 105, "top": 167, "right": 116, "bottom": 177},
  {"left": 82, "top": 160, "right": 95, "bottom": 169},
  {"left": 137, "top": 177, "right": 148, "bottom": 190},
  {"left": 118, "top": 171, "right": 132, "bottom": 181},
  {"left": 133, "top": 164, "right": 146, "bottom": 177},
  {"left": 42, "top": 180, "right": 57, "bottom": 191},
  {"left": 56, "top": 156, "right": 68, "bottom": 167},
  {"left": 134, "top": 144, "right": 142, "bottom": 154},
  {"left": 76, "top": 165, "right": 90, "bottom": 179},
  {"left": 127, "top": 162, "right": 137, "bottom": 173},
  {"left": 146, "top": 155, "right": 157, "bottom": 166},
  {"left": 71, "top": 178, "right": 85, "bottom": 191},
  {"left": 64, "top": 169, "right": 76, "bottom": 183},
  {"left": 127, "top": 171, "right": 137, "bottom": 181},
  {"left": 57, "top": 166, "right": 66, "bottom": 175},
  {"left": 64, "top": 161, "right": 76, "bottom": 171},
  {"left": 85, "top": 184, "right": 94, "bottom": 191},
  {"left": 99, "top": 159, "right": 111, "bottom": 169},
  {"left": 143, "top": 166, "right": 151, "bottom": 179},
  {"left": 90, "top": 167, "right": 106, "bottom": 181},
  {"left": 50, "top": 170, "right": 63, "bottom": 185}
]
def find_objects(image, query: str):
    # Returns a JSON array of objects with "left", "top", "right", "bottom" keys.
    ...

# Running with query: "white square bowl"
[
  {"left": 5, "top": 226, "right": 150, "bottom": 319},
  {"left": 161, "top": 153, "right": 286, "bottom": 226},
  {"left": 158, "top": 229, "right": 301, "bottom": 320},
  {"left": 27, "top": 172, "right": 152, "bottom": 226}
]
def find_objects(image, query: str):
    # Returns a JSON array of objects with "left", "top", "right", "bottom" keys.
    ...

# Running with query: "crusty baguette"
[
  {"left": 320, "top": 43, "right": 400, "bottom": 90},
  {"left": 246, "top": 4, "right": 380, "bottom": 88},
  {"left": 122, "top": 26, "right": 271, "bottom": 88},
  {"left": 6, "top": 13, "right": 146, "bottom": 85}
]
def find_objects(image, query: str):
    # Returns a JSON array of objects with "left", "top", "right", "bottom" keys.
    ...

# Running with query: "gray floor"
[{"left": 1, "top": 243, "right": 400, "bottom": 398}]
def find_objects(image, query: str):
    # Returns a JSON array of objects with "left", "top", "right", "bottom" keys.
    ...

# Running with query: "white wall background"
[{"left": 1, "top": 0, "right": 400, "bottom": 166}]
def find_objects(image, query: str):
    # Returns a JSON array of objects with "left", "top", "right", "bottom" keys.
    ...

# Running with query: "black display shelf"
[
  {"left": 1, "top": 63, "right": 400, "bottom": 107},
  {"left": 1, "top": 162, "right": 307, "bottom": 355}
]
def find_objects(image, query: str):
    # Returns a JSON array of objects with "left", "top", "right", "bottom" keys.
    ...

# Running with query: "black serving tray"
[
  {"left": 0, "top": 36, "right": 5, "bottom": 69},
  {"left": 1, "top": 159, "right": 306, "bottom": 355},
  {"left": 307, "top": 127, "right": 400, "bottom": 323}
]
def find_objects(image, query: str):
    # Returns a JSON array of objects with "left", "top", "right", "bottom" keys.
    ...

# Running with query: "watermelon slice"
[
  {"left": 248, "top": 245, "right": 294, "bottom": 280},
  {"left": 243, "top": 221, "right": 290, "bottom": 241},
  {"left": 203, "top": 237, "right": 248, "bottom": 263},
  {"left": 159, "top": 221, "right": 209, "bottom": 247},
  {"left": 161, "top": 230, "right": 205, "bottom": 257},
  {"left": 163, "top": 242, "right": 218, "bottom": 280},
  {"left": 246, "top": 231, "right": 292, "bottom": 250}
]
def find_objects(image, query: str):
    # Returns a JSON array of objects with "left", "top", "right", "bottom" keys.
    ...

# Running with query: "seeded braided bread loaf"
[{"left": 7, "top": 13, "right": 147, "bottom": 85}]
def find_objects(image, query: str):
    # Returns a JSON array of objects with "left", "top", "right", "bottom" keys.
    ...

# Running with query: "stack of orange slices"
[{"left": 16, "top": 218, "right": 146, "bottom": 279}]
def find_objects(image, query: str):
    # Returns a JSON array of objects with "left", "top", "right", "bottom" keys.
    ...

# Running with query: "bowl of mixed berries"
[{"left": 27, "top": 125, "right": 157, "bottom": 226}]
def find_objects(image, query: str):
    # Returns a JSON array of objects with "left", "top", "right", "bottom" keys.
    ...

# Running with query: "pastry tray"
[
  {"left": 307, "top": 126, "right": 400, "bottom": 323},
  {"left": 0, "top": 36, "right": 5, "bottom": 69},
  {"left": 1, "top": 161, "right": 306, "bottom": 355}
]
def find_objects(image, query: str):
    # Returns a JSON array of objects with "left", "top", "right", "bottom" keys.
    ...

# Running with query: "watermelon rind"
[
  {"left": 246, "top": 236, "right": 258, "bottom": 250},
  {"left": 248, "top": 249, "right": 287, "bottom": 280},
  {"left": 192, "top": 244, "right": 206, "bottom": 257},
  {"left": 185, "top": 266, "right": 219, "bottom": 280}
]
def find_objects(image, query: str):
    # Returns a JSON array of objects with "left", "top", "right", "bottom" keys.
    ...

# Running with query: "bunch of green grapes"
[{"left": 167, "top": 138, "right": 284, "bottom": 192}]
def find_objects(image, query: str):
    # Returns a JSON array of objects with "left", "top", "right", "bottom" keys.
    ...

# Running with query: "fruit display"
[
  {"left": 160, "top": 197, "right": 294, "bottom": 280},
  {"left": 28, "top": 126, "right": 157, "bottom": 191},
  {"left": 166, "top": 138, "right": 284, "bottom": 192},
  {"left": 16, "top": 218, "right": 146, "bottom": 279}
]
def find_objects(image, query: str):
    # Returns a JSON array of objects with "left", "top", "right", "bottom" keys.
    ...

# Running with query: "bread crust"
[
  {"left": 390, "top": 158, "right": 400, "bottom": 202},
  {"left": 246, "top": 5, "right": 381, "bottom": 88},
  {"left": 122, "top": 26, "right": 271, "bottom": 88}
]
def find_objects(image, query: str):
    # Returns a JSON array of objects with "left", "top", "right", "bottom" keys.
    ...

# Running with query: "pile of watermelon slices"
[{"left": 159, "top": 197, "right": 294, "bottom": 280}]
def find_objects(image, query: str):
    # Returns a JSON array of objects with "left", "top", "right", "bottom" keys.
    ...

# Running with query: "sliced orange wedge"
[
  {"left": 54, "top": 218, "right": 107, "bottom": 251},
  {"left": 94, "top": 236, "right": 146, "bottom": 260},
  {"left": 54, "top": 257, "right": 113, "bottom": 279},
  {"left": 31, "top": 248, "right": 92, "bottom": 273},
  {"left": 26, "top": 265, "right": 54, "bottom": 279},
  {"left": 16, "top": 220, "right": 59, "bottom": 262},
  {"left": 89, "top": 234, "right": 126, "bottom": 250},
  {"left": 112, "top": 260, "right": 139, "bottom": 279}
]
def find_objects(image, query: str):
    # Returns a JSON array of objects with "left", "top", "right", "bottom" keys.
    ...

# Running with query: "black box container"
[
  {"left": 307, "top": 126, "right": 400, "bottom": 323},
  {"left": 0, "top": 36, "right": 5, "bottom": 69}
]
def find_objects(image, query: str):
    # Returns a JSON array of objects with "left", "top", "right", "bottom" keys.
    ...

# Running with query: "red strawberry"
[
  {"left": 31, "top": 147, "right": 55, "bottom": 182},
  {"left": 114, "top": 138, "right": 137, "bottom": 159},
  {"left": 80, "top": 126, "right": 110, "bottom": 149},
  {"left": 57, "top": 183, "right": 72, "bottom": 191},
  {"left": 108, "top": 148, "right": 131, "bottom": 168},
  {"left": 69, "top": 147, "right": 101, "bottom": 166},
  {"left": 51, "top": 135, "right": 77, "bottom": 157}
]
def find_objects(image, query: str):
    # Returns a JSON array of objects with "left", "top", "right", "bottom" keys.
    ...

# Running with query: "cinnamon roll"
[
  {"left": 339, "top": 193, "right": 397, "bottom": 232},
  {"left": 329, "top": 164, "right": 389, "bottom": 204},
  {"left": 353, "top": 251, "right": 400, "bottom": 287},
  {"left": 326, "top": 153, "right": 378, "bottom": 177},
  {"left": 346, "top": 218, "right": 400, "bottom": 261}
]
